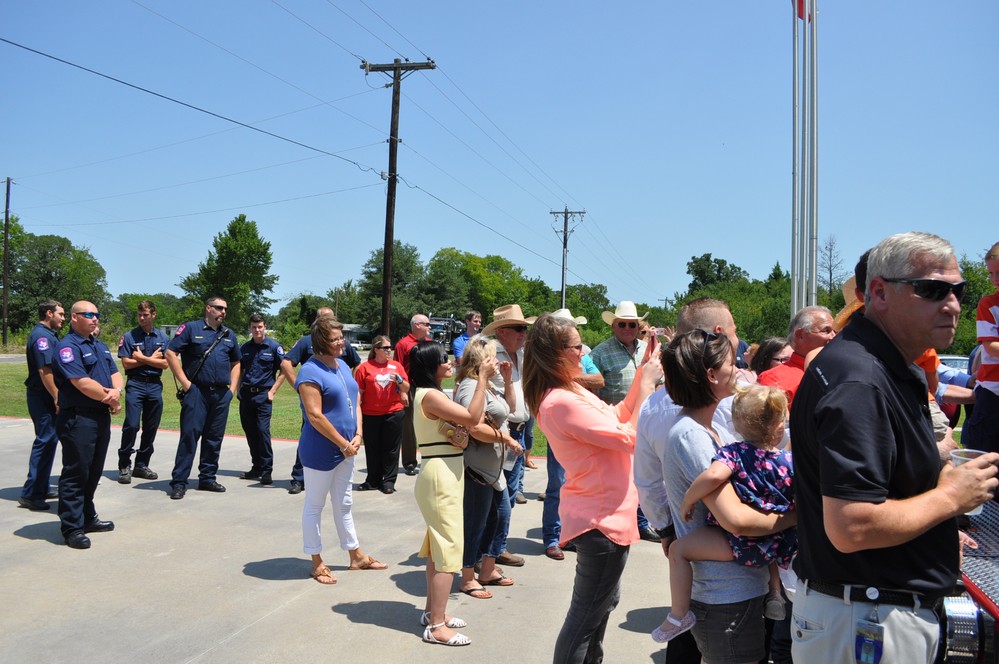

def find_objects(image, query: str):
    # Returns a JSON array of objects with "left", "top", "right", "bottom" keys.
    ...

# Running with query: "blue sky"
[{"left": 3, "top": 1, "right": 997, "bottom": 315}]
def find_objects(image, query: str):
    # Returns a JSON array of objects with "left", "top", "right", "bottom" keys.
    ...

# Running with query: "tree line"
[{"left": 2, "top": 214, "right": 988, "bottom": 355}]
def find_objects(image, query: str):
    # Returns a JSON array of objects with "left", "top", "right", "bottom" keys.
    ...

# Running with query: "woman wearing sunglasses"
[
  {"left": 524, "top": 312, "right": 662, "bottom": 663},
  {"left": 354, "top": 335, "right": 409, "bottom": 494}
]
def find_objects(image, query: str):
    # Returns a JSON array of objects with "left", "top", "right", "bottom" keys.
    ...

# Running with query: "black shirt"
[{"left": 790, "top": 312, "right": 958, "bottom": 597}]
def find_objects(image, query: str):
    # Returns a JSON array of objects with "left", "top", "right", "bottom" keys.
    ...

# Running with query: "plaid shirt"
[{"left": 590, "top": 337, "right": 647, "bottom": 405}]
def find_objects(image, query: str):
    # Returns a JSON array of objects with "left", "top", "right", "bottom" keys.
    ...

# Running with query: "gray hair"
[
  {"left": 788, "top": 305, "right": 832, "bottom": 343},
  {"left": 866, "top": 232, "right": 955, "bottom": 301},
  {"left": 410, "top": 313, "right": 428, "bottom": 328}
]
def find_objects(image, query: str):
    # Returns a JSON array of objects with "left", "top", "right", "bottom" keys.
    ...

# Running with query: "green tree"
[
  {"left": 685, "top": 253, "right": 749, "bottom": 294},
  {"left": 356, "top": 241, "right": 426, "bottom": 338},
  {"left": 271, "top": 293, "right": 328, "bottom": 347},
  {"left": 1, "top": 216, "right": 111, "bottom": 332},
  {"left": 818, "top": 235, "right": 849, "bottom": 309},
  {"left": 328, "top": 279, "right": 363, "bottom": 325},
  {"left": 178, "top": 214, "right": 278, "bottom": 326},
  {"left": 953, "top": 252, "right": 989, "bottom": 354},
  {"left": 420, "top": 248, "right": 471, "bottom": 318}
]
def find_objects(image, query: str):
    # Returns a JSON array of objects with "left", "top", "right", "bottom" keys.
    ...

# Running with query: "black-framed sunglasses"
[
  {"left": 210, "top": 304, "right": 227, "bottom": 311},
  {"left": 617, "top": 321, "right": 638, "bottom": 329},
  {"left": 375, "top": 345, "right": 392, "bottom": 350},
  {"left": 77, "top": 311, "right": 100, "bottom": 319},
  {"left": 504, "top": 325, "right": 528, "bottom": 333},
  {"left": 883, "top": 278, "right": 967, "bottom": 302}
]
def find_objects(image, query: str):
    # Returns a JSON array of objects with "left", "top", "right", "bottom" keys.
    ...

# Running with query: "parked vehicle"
[
  {"left": 428, "top": 316, "right": 465, "bottom": 353},
  {"left": 940, "top": 354, "right": 970, "bottom": 372}
]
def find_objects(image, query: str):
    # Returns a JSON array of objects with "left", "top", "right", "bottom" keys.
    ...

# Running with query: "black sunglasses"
[
  {"left": 617, "top": 321, "right": 638, "bottom": 329},
  {"left": 504, "top": 325, "right": 528, "bottom": 333},
  {"left": 375, "top": 345, "right": 392, "bottom": 350},
  {"left": 210, "top": 304, "right": 227, "bottom": 311},
  {"left": 883, "top": 278, "right": 967, "bottom": 302}
]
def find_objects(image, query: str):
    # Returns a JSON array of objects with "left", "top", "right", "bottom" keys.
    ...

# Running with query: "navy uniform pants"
[
  {"left": 118, "top": 378, "right": 163, "bottom": 469},
  {"left": 22, "top": 389, "right": 59, "bottom": 502},
  {"left": 171, "top": 384, "right": 232, "bottom": 488},
  {"left": 57, "top": 407, "right": 111, "bottom": 537},
  {"left": 239, "top": 389, "right": 274, "bottom": 474}
]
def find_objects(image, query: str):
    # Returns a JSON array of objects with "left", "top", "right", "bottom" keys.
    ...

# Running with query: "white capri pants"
[{"left": 302, "top": 457, "right": 359, "bottom": 555}]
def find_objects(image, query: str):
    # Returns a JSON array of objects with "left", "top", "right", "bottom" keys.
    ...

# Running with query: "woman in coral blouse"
[
  {"left": 523, "top": 313, "right": 662, "bottom": 664},
  {"left": 354, "top": 335, "right": 410, "bottom": 494}
]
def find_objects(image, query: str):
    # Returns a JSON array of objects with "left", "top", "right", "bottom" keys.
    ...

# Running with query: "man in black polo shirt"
[{"left": 790, "top": 232, "right": 999, "bottom": 664}]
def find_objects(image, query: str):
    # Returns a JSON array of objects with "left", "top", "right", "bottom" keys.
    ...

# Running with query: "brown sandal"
[
  {"left": 348, "top": 557, "right": 387, "bottom": 571},
  {"left": 311, "top": 565, "right": 337, "bottom": 585}
]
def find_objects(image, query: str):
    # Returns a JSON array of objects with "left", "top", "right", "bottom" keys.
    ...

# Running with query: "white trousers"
[{"left": 302, "top": 458, "right": 359, "bottom": 555}]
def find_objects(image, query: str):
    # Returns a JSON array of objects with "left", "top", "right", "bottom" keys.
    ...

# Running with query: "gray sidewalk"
[{"left": 1, "top": 416, "right": 675, "bottom": 663}]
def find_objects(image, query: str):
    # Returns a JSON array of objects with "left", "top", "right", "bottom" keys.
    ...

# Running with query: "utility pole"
[
  {"left": 361, "top": 58, "right": 435, "bottom": 338},
  {"left": 550, "top": 206, "right": 585, "bottom": 309},
  {"left": 3, "top": 177, "right": 11, "bottom": 346}
]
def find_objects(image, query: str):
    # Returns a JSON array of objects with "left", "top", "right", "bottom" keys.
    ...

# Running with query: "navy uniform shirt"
[
  {"left": 54, "top": 330, "right": 118, "bottom": 410},
  {"left": 168, "top": 319, "right": 241, "bottom": 386},
  {"left": 285, "top": 334, "right": 361, "bottom": 369},
  {"left": 118, "top": 325, "right": 170, "bottom": 377},
  {"left": 25, "top": 322, "right": 60, "bottom": 393},
  {"left": 239, "top": 337, "right": 285, "bottom": 390}
]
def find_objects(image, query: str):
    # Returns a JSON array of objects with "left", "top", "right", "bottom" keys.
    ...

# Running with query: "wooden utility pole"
[
  {"left": 361, "top": 58, "right": 435, "bottom": 337},
  {"left": 551, "top": 207, "right": 585, "bottom": 308},
  {"left": 3, "top": 177, "right": 11, "bottom": 346}
]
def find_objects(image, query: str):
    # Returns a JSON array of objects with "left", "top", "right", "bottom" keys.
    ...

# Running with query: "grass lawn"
[{"left": 0, "top": 358, "right": 550, "bottom": 453}]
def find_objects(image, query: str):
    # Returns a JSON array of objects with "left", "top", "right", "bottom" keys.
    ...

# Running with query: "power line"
[{"left": 0, "top": 37, "right": 382, "bottom": 176}]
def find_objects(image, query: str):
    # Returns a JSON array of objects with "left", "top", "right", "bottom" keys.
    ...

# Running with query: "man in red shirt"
[
  {"left": 758, "top": 305, "right": 835, "bottom": 409},
  {"left": 395, "top": 314, "right": 431, "bottom": 475}
]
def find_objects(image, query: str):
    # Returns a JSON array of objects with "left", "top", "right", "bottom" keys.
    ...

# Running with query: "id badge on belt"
[{"left": 855, "top": 618, "right": 884, "bottom": 664}]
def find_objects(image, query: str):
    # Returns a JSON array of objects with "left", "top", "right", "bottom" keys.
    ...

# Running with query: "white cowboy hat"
[
  {"left": 482, "top": 304, "right": 531, "bottom": 336},
  {"left": 601, "top": 301, "right": 648, "bottom": 326},
  {"left": 526, "top": 308, "right": 587, "bottom": 325}
]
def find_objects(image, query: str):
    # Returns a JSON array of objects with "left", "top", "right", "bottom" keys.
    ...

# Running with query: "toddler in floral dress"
[{"left": 653, "top": 385, "right": 796, "bottom": 643}]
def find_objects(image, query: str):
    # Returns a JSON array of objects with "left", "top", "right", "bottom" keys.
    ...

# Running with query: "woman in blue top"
[{"left": 298, "top": 314, "right": 386, "bottom": 585}]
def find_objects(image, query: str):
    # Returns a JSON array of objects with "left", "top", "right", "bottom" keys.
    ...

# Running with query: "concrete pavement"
[{"left": 1, "top": 416, "right": 676, "bottom": 663}]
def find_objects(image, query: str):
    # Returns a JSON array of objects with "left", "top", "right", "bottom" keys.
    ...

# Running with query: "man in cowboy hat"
[
  {"left": 590, "top": 301, "right": 649, "bottom": 406},
  {"left": 483, "top": 303, "right": 532, "bottom": 566}
]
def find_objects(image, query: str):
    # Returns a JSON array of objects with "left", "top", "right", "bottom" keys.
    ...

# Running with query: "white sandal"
[
  {"left": 420, "top": 611, "right": 467, "bottom": 628},
  {"left": 423, "top": 622, "right": 471, "bottom": 646}
]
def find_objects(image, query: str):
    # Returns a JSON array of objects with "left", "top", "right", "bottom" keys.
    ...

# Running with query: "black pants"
[
  {"left": 57, "top": 408, "right": 111, "bottom": 537},
  {"left": 239, "top": 391, "right": 274, "bottom": 473},
  {"left": 362, "top": 410, "right": 403, "bottom": 489},
  {"left": 118, "top": 379, "right": 162, "bottom": 469}
]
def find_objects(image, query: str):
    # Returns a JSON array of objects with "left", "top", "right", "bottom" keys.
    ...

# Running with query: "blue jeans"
[
  {"left": 505, "top": 424, "right": 527, "bottom": 506},
  {"left": 23, "top": 389, "right": 58, "bottom": 502},
  {"left": 542, "top": 445, "right": 566, "bottom": 547},
  {"left": 554, "top": 529, "right": 629, "bottom": 664},
  {"left": 462, "top": 473, "right": 508, "bottom": 567},
  {"left": 481, "top": 483, "right": 513, "bottom": 558}
]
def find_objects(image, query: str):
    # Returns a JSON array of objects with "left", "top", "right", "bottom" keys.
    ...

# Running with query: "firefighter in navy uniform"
[
  {"left": 54, "top": 301, "right": 123, "bottom": 550},
  {"left": 165, "top": 297, "right": 241, "bottom": 500},
  {"left": 116, "top": 299, "right": 169, "bottom": 484},
  {"left": 236, "top": 313, "right": 290, "bottom": 486}
]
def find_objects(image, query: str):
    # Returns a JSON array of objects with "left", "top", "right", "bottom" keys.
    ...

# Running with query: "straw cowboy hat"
[
  {"left": 601, "top": 301, "right": 648, "bottom": 326},
  {"left": 526, "top": 308, "right": 587, "bottom": 325},
  {"left": 482, "top": 304, "right": 531, "bottom": 336},
  {"left": 833, "top": 275, "right": 864, "bottom": 331}
]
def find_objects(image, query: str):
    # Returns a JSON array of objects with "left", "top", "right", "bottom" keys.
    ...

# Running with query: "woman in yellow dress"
[{"left": 408, "top": 340, "right": 496, "bottom": 647}]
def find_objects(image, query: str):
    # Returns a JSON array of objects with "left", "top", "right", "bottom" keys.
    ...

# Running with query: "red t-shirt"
[
  {"left": 355, "top": 360, "right": 408, "bottom": 416},
  {"left": 758, "top": 351, "right": 807, "bottom": 409},
  {"left": 394, "top": 333, "right": 421, "bottom": 375}
]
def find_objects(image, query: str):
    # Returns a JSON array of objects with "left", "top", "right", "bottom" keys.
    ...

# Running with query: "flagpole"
[
  {"left": 791, "top": 1, "right": 801, "bottom": 315},
  {"left": 807, "top": 0, "right": 819, "bottom": 306}
]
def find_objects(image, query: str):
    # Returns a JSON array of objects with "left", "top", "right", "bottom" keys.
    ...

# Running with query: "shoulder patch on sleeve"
[
  {"left": 36, "top": 337, "right": 50, "bottom": 352},
  {"left": 118, "top": 336, "right": 125, "bottom": 348},
  {"left": 59, "top": 347, "right": 75, "bottom": 364},
  {"left": 277, "top": 345, "right": 284, "bottom": 355},
  {"left": 175, "top": 324, "right": 186, "bottom": 336}
]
